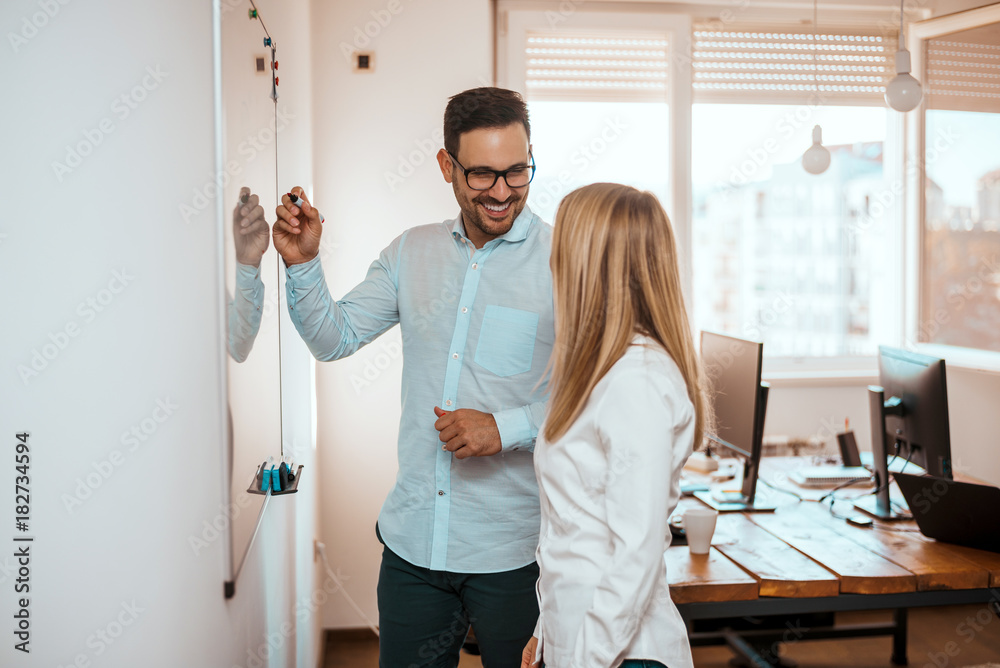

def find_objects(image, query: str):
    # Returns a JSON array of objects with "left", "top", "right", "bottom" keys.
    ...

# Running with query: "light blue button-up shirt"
[
  {"left": 228, "top": 263, "right": 264, "bottom": 363},
  {"left": 285, "top": 207, "right": 554, "bottom": 572}
]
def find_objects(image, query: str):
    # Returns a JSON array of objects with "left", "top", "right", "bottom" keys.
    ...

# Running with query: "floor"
[{"left": 323, "top": 605, "right": 1000, "bottom": 667}]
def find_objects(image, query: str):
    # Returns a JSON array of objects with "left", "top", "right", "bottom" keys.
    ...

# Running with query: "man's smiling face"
[{"left": 439, "top": 123, "right": 532, "bottom": 248}]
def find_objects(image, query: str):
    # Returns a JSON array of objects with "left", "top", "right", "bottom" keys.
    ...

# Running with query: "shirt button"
[
  {"left": 445, "top": 399, "right": 453, "bottom": 406},
  {"left": 472, "top": 263, "right": 478, "bottom": 270},
  {"left": 452, "top": 353, "right": 459, "bottom": 359},
  {"left": 438, "top": 490, "right": 445, "bottom": 496},
  {"left": 461, "top": 307, "right": 468, "bottom": 314}
]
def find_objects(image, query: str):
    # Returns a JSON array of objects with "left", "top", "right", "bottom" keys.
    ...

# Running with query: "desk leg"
[{"left": 891, "top": 608, "right": 908, "bottom": 666}]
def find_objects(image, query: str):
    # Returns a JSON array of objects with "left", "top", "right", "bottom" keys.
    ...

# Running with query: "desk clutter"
[{"left": 247, "top": 457, "right": 303, "bottom": 495}]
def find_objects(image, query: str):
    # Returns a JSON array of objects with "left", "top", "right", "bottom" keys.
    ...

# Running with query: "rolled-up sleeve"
[
  {"left": 494, "top": 399, "right": 547, "bottom": 453},
  {"left": 285, "top": 232, "right": 407, "bottom": 361},
  {"left": 227, "top": 262, "right": 265, "bottom": 363}
]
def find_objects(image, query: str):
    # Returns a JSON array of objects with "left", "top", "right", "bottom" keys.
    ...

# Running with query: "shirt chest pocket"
[{"left": 475, "top": 305, "right": 539, "bottom": 377}]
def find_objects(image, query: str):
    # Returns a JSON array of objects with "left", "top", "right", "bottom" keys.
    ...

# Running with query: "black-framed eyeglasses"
[{"left": 447, "top": 151, "right": 536, "bottom": 191}]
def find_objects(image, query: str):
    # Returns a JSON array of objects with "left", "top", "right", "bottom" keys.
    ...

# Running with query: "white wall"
[
  {"left": 309, "top": 0, "right": 493, "bottom": 629},
  {"left": 1, "top": 0, "right": 319, "bottom": 666}
]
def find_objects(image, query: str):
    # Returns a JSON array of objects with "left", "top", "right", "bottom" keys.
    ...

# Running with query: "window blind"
[
  {"left": 926, "top": 33, "right": 1000, "bottom": 113},
  {"left": 524, "top": 32, "right": 669, "bottom": 102},
  {"left": 692, "top": 25, "right": 895, "bottom": 106}
]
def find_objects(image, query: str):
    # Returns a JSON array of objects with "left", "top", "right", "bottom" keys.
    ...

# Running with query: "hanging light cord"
[{"left": 899, "top": 0, "right": 904, "bottom": 45}]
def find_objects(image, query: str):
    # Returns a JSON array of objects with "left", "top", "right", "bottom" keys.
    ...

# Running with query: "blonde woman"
[{"left": 522, "top": 183, "right": 706, "bottom": 668}]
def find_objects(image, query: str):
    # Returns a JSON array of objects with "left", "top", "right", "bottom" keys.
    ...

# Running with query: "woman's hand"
[{"left": 521, "top": 635, "right": 540, "bottom": 668}]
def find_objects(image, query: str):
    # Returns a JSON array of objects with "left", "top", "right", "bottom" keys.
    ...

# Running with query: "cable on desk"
[
  {"left": 816, "top": 475, "right": 875, "bottom": 505},
  {"left": 865, "top": 451, "right": 913, "bottom": 499},
  {"left": 822, "top": 495, "right": 856, "bottom": 521},
  {"left": 757, "top": 477, "right": 805, "bottom": 502}
]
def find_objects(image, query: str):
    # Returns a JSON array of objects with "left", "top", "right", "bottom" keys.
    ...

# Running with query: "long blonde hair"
[{"left": 544, "top": 183, "right": 707, "bottom": 447}]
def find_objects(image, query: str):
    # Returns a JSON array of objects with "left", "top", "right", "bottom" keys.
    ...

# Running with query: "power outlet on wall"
[{"left": 353, "top": 51, "right": 374, "bottom": 73}]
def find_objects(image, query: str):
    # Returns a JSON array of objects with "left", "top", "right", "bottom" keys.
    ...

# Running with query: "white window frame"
[{"left": 908, "top": 4, "right": 1000, "bottom": 374}]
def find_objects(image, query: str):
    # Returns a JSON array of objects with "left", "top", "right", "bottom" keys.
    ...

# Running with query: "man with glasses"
[{"left": 271, "top": 87, "right": 553, "bottom": 668}]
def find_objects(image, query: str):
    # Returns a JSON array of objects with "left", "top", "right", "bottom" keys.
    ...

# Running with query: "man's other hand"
[{"left": 433, "top": 406, "right": 502, "bottom": 459}]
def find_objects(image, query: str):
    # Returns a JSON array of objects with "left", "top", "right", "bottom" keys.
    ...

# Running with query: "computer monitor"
[
  {"left": 694, "top": 332, "right": 774, "bottom": 512},
  {"left": 877, "top": 346, "right": 952, "bottom": 478},
  {"left": 855, "top": 346, "right": 953, "bottom": 520}
]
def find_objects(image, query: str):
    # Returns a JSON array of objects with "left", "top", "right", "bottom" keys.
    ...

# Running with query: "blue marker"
[{"left": 288, "top": 192, "right": 325, "bottom": 224}]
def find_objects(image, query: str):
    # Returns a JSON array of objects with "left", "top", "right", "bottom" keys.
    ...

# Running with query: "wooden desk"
[{"left": 667, "top": 458, "right": 1000, "bottom": 665}]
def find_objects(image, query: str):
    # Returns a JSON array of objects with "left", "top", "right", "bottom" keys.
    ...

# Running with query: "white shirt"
[{"left": 533, "top": 335, "right": 696, "bottom": 668}]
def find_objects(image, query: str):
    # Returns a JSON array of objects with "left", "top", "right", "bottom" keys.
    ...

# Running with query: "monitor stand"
[
  {"left": 696, "top": 382, "right": 776, "bottom": 513},
  {"left": 853, "top": 494, "right": 906, "bottom": 520},
  {"left": 854, "top": 386, "right": 907, "bottom": 521}
]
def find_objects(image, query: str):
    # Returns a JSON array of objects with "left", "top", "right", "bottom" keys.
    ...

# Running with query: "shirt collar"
[{"left": 450, "top": 205, "right": 536, "bottom": 246}]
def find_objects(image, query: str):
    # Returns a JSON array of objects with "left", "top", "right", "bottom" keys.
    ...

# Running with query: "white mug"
[{"left": 683, "top": 507, "right": 719, "bottom": 555}]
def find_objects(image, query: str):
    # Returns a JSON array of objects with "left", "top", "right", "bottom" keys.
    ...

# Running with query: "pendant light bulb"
[
  {"left": 802, "top": 124, "right": 831, "bottom": 175},
  {"left": 885, "top": 48, "right": 923, "bottom": 112},
  {"left": 802, "top": 0, "right": 830, "bottom": 175},
  {"left": 886, "top": 0, "right": 924, "bottom": 112}
]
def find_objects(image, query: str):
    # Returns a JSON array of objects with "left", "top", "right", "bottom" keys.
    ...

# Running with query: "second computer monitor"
[
  {"left": 701, "top": 332, "right": 764, "bottom": 459},
  {"left": 698, "top": 331, "right": 772, "bottom": 511},
  {"left": 877, "top": 345, "right": 953, "bottom": 479}
]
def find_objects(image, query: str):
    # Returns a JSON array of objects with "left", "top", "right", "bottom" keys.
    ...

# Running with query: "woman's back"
[{"left": 533, "top": 336, "right": 696, "bottom": 668}]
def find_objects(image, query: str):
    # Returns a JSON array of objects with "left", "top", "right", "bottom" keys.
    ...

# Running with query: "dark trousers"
[{"left": 376, "top": 537, "right": 539, "bottom": 668}]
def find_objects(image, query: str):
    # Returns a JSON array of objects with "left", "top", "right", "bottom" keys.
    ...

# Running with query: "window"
[
  {"left": 500, "top": 12, "right": 687, "bottom": 225},
  {"left": 527, "top": 100, "right": 670, "bottom": 223},
  {"left": 918, "top": 24, "right": 1000, "bottom": 353},
  {"left": 501, "top": 7, "right": 910, "bottom": 366},
  {"left": 690, "top": 25, "right": 896, "bottom": 358},
  {"left": 691, "top": 104, "right": 890, "bottom": 357}
]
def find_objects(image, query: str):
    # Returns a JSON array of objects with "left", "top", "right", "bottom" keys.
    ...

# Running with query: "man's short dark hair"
[{"left": 443, "top": 87, "right": 531, "bottom": 157}]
